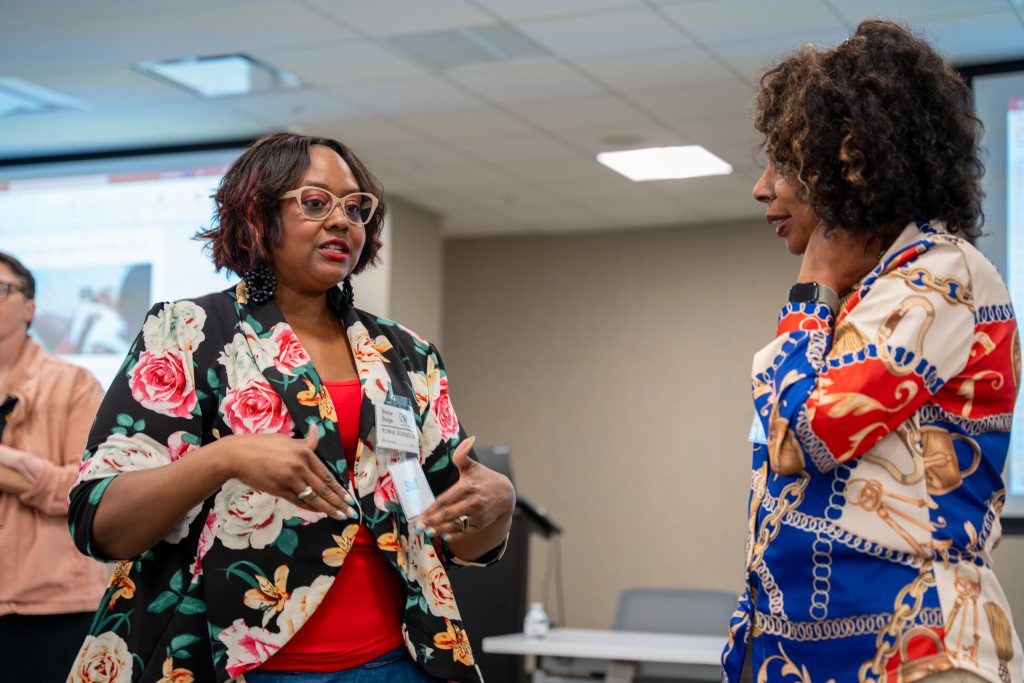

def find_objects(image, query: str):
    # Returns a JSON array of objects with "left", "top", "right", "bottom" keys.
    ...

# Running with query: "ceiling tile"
[
  {"left": 0, "top": 28, "right": 103, "bottom": 74},
  {"left": 119, "top": 0, "right": 251, "bottom": 11},
  {"left": 831, "top": 0, "right": 1009, "bottom": 24},
  {"left": 181, "top": 1, "right": 359, "bottom": 51},
  {"left": 448, "top": 59, "right": 606, "bottom": 103},
  {"left": 399, "top": 106, "right": 536, "bottom": 143},
  {"left": 550, "top": 120, "right": 686, "bottom": 154},
  {"left": 10, "top": 68, "right": 193, "bottom": 109},
  {"left": 262, "top": 40, "right": 429, "bottom": 86},
  {"left": 355, "top": 137, "right": 477, "bottom": 175},
  {"left": 502, "top": 158, "right": 629, "bottom": 187},
  {"left": 1, "top": 1, "right": 147, "bottom": 28},
  {"left": 302, "top": 0, "right": 493, "bottom": 37},
  {"left": 656, "top": 0, "right": 843, "bottom": 45},
  {"left": 339, "top": 76, "right": 483, "bottom": 114},
  {"left": 44, "top": 16, "right": 228, "bottom": 66},
  {"left": 576, "top": 45, "right": 739, "bottom": 91},
  {"left": 473, "top": 0, "right": 638, "bottom": 22},
  {"left": 221, "top": 89, "right": 364, "bottom": 126},
  {"left": 623, "top": 81, "right": 756, "bottom": 126},
  {"left": 126, "top": 102, "right": 271, "bottom": 139},
  {"left": 294, "top": 117, "right": 425, "bottom": 151},
  {"left": 446, "top": 132, "right": 583, "bottom": 164},
  {"left": 505, "top": 93, "right": 647, "bottom": 130},
  {"left": 677, "top": 112, "right": 759, "bottom": 147},
  {"left": 699, "top": 28, "right": 850, "bottom": 81},
  {"left": 917, "top": 9, "right": 1024, "bottom": 64},
  {"left": 517, "top": 7, "right": 692, "bottom": 59}
]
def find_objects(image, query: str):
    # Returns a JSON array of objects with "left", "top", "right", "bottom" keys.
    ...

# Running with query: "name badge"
[
  {"left": 748, "top": 414, "right": 768, "bottom": 445},
  {"left": 388, "top": 458, "right": 435, "bottom": 520},
  {"left": 375, "top": 403, "right": 420, "bottom": 454}
]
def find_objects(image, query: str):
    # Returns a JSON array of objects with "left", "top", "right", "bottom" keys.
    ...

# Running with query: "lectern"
[{"left": 449, "top": 445, "right": 560, "bottom": 683}]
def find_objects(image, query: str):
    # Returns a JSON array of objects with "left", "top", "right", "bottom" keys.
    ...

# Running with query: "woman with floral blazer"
[{"left": 66, "top": 133, "right": 514, "bottom": 683}]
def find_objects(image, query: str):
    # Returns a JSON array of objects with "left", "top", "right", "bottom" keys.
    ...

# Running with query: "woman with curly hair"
[
  {"left": 65, "top": 133, "right": 514, "bottom": 683},
  {"left": 723, "top": 20, "right": 1022, "bottom": 683}
]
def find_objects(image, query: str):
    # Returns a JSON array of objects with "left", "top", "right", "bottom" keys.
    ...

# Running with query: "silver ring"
[
  {"left": 297, "top": 485, "right": 314, "bottom": 501},
  {"left": 458, "top": 514, "right": 469, "bottom": 531}
]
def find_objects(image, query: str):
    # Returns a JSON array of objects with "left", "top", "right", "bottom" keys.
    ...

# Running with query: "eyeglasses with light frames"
[{"left": 279, "top": 186, "right": 379, "bottom": 224}]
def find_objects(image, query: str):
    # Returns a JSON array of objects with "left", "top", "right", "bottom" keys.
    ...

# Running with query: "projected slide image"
[
  {"left": 31, "top": 263, "right": 152, "bottom": 358},
  {"left": 1008, "top": 96, "right": 1024, "bottom": 498}
]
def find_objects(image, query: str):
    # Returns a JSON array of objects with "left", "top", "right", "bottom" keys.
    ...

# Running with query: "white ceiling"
[{"left": 2, "top": 0, "right": 1022, "bottom": 236}]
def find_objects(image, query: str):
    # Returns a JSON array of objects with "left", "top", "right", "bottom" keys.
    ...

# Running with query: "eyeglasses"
[
  {"left": 0, "top": 281, "right": 25, "bottom": 301},
  {"left": 279, "top": 186, "right": 379, "bottom": 224}
]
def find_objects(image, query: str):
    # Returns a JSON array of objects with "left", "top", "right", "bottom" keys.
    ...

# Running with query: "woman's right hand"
[{"left": 225, "top": 430, "right": 358, "bottom": 521}]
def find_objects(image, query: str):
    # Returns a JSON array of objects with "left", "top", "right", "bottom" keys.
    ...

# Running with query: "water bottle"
[{"left": 523, "top": 601, "right": 550, "bottom": 638}]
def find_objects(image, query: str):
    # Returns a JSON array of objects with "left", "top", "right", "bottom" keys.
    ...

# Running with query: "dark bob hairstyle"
[
  {"left": 197, "top": 133, "right": 387, "bottom": 276},
  {"left": 754, "top": 19, "right": 984, "bottom": 241}
]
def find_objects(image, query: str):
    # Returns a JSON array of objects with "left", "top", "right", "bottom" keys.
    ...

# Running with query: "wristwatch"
[{"left": 788, "top": 282, "right": 839, "bottom": 314}]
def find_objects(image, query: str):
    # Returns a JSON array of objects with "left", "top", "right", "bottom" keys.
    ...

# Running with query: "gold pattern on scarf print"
[
  {"left": 945, "top": 563, "right": 983, "bottom": 666},
  {"left": 766, "top": 370, "right": 809, "bottom": 475},
  {"left": 813, "top": 379, "right": 919, "bottom": 463},
  {"left": 894, "top": 267, "right": 973, "bottom": 308},
  {"left": 983, "top": 601, "right": 1015, "bottom": 683},
  {"left": 861, "top": 563, "right": 936, "bottom": 683},
  {"left": 845, "top": 478, "right": 939, "bottom": 556},
  {"left": 920, "top": 428, "right": 982, "bottom": 495},
  {"left": 829, "top": 317, "right": 871, "bottom": 360},
  {"left": 895, "top": 626, "right": 954, "bottom": 683},
  {"left": 876, "top": 295, "right": 935, "bottom": 377},
  {"left": 955, "top": 370, "right": 1007, "bottom": 419},
  {"left": 865, "top": 422, "right": 927, "bottom": 486},
  {"left": 757, "top": 641, "right": 828, "bottom": 683}
]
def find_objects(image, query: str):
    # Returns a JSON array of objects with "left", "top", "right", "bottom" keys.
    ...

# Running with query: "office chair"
[{"left": 610, "top": 588, "right": 741, "bottom": 682}]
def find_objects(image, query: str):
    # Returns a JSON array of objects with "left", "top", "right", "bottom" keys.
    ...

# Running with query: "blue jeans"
[{"left": 243, "top": 647, "right": 442, "bottom": 683}]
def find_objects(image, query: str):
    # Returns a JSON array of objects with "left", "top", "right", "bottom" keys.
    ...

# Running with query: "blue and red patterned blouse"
[{"left": 723, "top": 222, "right": 1023, "bottom": 683}]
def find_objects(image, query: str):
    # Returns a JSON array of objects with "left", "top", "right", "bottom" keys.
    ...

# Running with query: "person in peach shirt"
[{"left": 0, "top": 250, "right": 108, "bottom": 682}]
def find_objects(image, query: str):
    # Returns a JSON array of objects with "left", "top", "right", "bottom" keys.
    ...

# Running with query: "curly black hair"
[
  {"left": 196, "top": 132, "right": 387, "bottom": 277},
  {"left": 754, "top": 19, "right": 984, "bottom": 241}
]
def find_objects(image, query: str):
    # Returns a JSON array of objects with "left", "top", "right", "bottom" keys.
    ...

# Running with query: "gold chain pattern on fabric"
[{"left": 858, "top": 562, "right": 936, "bottom": 683}]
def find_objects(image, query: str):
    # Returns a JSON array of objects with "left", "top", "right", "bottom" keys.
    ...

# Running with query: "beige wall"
[
  {"left": 441, "top": 220, "right": 1024, "bottom": 633},
  {"left": 388, "top": 197, "right": 444, "bottom": 346},
  {"left": 354, "top": 197, "right": 443, "bottom": 345}
]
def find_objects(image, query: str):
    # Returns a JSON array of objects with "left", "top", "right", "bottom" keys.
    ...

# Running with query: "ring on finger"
[
  {"left": 297, "top": 485, "right": 315, "bottom": 501},
  {"left": 458, "top": 514, "right": 469, "bottom": 532}
]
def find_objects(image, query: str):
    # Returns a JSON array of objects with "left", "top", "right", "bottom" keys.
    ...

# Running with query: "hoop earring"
[
  {"left": 241, "top": 262, "right": 277, "bottom": 305},
  {"left": 342, "top": 276, "right": 354, "bottom": 306}
]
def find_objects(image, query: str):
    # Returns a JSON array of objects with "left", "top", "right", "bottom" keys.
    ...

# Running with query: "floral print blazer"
[
  {"left": 67, "top": 284, "right": 500, "bottom": 683},
  {"left": 722, "top": 223, "right": 1022, "bottom": 683}
]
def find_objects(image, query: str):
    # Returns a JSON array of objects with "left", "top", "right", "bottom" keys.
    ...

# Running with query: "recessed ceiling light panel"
[
  {"left": 136, "top": 54, "right": 300, "bottom": 98},
  {"left": 597, "top": 145, "right": 733, "bottom": 182}
]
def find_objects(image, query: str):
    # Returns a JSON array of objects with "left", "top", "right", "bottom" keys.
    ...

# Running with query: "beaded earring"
[
  {"left": 341, "top": 276, "right": 355, "bottom": 306},
  {"left": 241, "top": 262, "right": 277, "bottom": 305}
]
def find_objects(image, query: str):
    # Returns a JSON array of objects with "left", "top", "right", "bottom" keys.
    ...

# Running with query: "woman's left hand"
[{"left": 417, "top": 437, "right": 516, "bottom": 558}]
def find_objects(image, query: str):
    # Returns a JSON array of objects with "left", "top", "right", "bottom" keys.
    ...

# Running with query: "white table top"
[{"left": 481, "top": 628, "right": 725, "bottom": 666}]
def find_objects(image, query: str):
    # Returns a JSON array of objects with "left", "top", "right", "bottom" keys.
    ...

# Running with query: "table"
[{"left": 481, "top": 628, "right": 725, "bottom": 683}]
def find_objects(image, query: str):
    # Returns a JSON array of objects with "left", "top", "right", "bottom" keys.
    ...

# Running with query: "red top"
[{"left": 260, "top": 379, "right": 405, "bottom": 672}]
